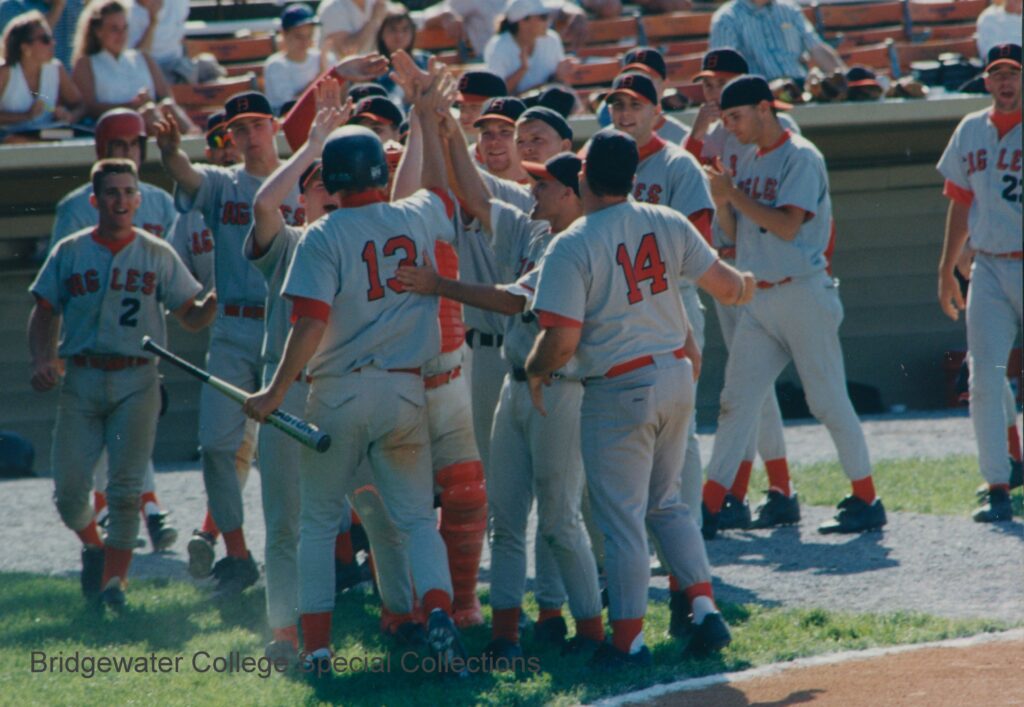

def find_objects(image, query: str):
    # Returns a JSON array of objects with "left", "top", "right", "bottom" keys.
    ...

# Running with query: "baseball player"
[
  {"left": 684, "top": 48, "right": 798, "bottom": 533},
  {"left": 527, "top": 129, "right": 753, "bottom": 667},
  {"left": 242, "top": 73, "right": 470, "bottom": 676},
  {"left": 349, "top": 95, "right": 405, "bottom": 143},
  {"left": 455, "top": 70, "right": 508, "bottom": 133},
  {"left": 457, "top": 97, "right": 578, "bottom": 641},
  {"left": 701, "top": 76, "right": 885, "bottom": 536},
  {"left": 28, "top": 159, "right": 215, "bottom": 610},
  {"left": 595, "top": 48, "right": 690, "bottom": 145},
  {"left": 243, "top": 86, "right": 358, "bottom": 662},
  {"left": 50, "top": 107, "right": 180, "bottom": 553},
  {"left": 155, "top": 91, "right": 306, "bottom": 597},
  {"left": 937, "top": 43, "right": 1022, "bottom": 522},
  {"left": 399, "top": 143, "right": 605, "bottom": 658}
]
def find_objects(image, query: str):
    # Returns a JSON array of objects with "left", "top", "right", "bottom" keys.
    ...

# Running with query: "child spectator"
[
  {"left": 484, "top": 0, "right": 575, "bottom": 95},
  {"left": 0, "top": 10, "right": 82, "bottom": 139},
  {"left": 373, "top": 5, "right": 429, "bottom": 106},
  {"left": 70, "top": 0, "right": 192, "bottom": 130},
  {"left": 977, "top": 0, "right": 1022, "bottom": 57},
  {"left": 264, "top": 4, "right": 332, "bottom": 114},
  {"left": 318, "top": 0, "right": 388, "bottom": 57}
]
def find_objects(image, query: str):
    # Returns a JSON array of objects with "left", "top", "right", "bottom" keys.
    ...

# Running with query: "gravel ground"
[{"left": 2, "top": 410, "right": 1021, "bottom": 623}]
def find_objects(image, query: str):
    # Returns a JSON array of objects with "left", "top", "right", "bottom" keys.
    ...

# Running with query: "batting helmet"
[
  {"left": 95, "top": 108, "right": 147, "bottom": 161},
  {"left": 321, "top": 126, "right": 388, "bottom": 195}
]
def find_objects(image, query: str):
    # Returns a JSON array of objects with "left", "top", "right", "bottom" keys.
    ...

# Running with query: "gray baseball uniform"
[
  {"left": 167, "top": 210, "right": 216, "bottom": 295},
  {"left": 532, "top": 201, "right": 717, "bottom": 631},
  {"left": 280, "top": 188, "right": 455, "bottom": 618},
  {"left": 657, "top": 114, "right": 690, "bottom": 145},
  {"left": 31, "top": 228, "right": 200, "bottom": 551},
  {"left": 486, "top": 201, "right": 602, "bottom": 627},
  {"left": 175, "top": 163, "right": 304, "bottom": 536},
  {"left": 703, "top": 131, "right": 872, "bottom": 499},
  {"left": 937, "top": 108, "right": 1023, "bottom": 486}
]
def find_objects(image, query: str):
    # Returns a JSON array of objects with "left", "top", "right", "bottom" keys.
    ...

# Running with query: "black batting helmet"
[{"left": 321, "top": 125, "right": 389, "bottom": 195}]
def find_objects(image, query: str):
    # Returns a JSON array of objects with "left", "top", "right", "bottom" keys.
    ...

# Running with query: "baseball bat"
[{"left": 140, "top": 336, "right": 331, "bottom": 453}]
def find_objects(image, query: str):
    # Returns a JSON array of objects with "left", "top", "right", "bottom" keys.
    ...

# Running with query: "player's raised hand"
[
  {"left": 310, "top": 80, "right": 351, "bottom": 147},
  {"left": 395, "top": 252, "right": 441, "bottom": 294},
  {"left": 390, "top": 49, "right": 431, "bottom": 98},
  {"left": 243, "top": 386, "right": 286, "bottom": 423},
  {"left": 527, "top": 372, "right": 551, "bottom": 416},
  {"left": 153, "top": 106, "right": 182, "bottom": 154},
  {"left": 938, "top": 268, "right": 965, "bottom": 321},
  {"left": 334, "top": 52, "right": 389, "bottom": 82}
]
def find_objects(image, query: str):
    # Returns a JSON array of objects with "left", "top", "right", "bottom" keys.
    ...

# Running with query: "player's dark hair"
[
  {"left": 585, "top": 171, "right": 631, "bottom": 198},
  {"left": 91, "top": 158, "right": 138, "bottom": 194}
]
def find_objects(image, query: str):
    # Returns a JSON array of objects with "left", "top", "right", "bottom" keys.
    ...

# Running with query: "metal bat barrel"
[{"left": 140, "top": 337, "right": 331, "bottom": 453}]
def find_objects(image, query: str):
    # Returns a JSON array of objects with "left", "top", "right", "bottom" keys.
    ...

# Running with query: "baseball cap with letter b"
[
  {"left": 581, "top": 129, "right": 638, "bottom": 195},
  {"left": 694, "top": 48, "right": 749, "bottom": 80},
  {"left": 985, "top": 43, "right": 1022, "bottom": 72},
  {"left": 223, "top": 91, "right": 275, "bottom": 126},
  {"left": 607, "top": 72, "right": 660, "bottom": 106}
]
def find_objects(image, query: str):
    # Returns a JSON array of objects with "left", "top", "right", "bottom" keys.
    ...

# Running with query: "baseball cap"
[
  {"left": 351, "top": 96, "right": 404, "bottom": 127},
  {"left": 582, "top": 129, "right": 638, "bottom": 194},
  {"left": 457, "top": 71, "right": 508, "bottom": 102},
  {"left": 622, "top": 47, "right": 667, "bottom": 81},
  {"left": 348, "top": 83, "right": 389, "bottom": 102},
  {"left": 846, "top": 65, "right": 880, "bottom": 88},
  {"left": 473, "top": 96, "right": 527, "bottom": 127},
  {"left": 719, "top": 75, "right": 792, "bottom": 111},
  {"left": 694, "top": 48, "right": 749, "bottom": 80},
  {"left": 522, "top": 152, "right": 582, "bottom": 196},
  {"left": 299, "top": 159, "right": 323, "bottom": 192},
  {"left": 205, "top": 111, "right": 231, "bottom": 148},
  {"left": 607, "top": 72, "right": 659, "bottom": 106},
  {"left": 533, "top": 85, "right": 576, "bottom": 118},
  {"left": 223, "top": 91, "right": 275, "bottom": 126},
  {"left": 985, "top": 43, "right": 1022, "bottom": 72},
  {"left": 517, "top": 106, "right": 572, "bottom": 141},
  {"left": 504, "top": 0, "right": 559, "bottom": 23},
  {"left": 281, "top": 3, "right": 318, "bottom": 31}
]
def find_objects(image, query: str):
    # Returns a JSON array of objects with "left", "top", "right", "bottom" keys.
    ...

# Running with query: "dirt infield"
[{"left": 604, "top": 631, "right": 1024, "bottom": 707}]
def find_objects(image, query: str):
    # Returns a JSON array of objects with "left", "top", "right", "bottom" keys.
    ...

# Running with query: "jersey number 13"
[{"left": 362, "top": 236, "right": 417, "bottom": 301}]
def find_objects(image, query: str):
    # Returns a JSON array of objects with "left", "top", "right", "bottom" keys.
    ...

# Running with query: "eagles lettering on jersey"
[
  {"left": 219, "top": 202, "right": 306, "bottom": 227},
  {"left": 736, "top": 176, "right": 779, "bottom": 204}
]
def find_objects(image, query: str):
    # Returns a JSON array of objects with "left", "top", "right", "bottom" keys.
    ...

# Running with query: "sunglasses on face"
[{"left": 207, "top": 132, "right": 234, "bottom": 149}]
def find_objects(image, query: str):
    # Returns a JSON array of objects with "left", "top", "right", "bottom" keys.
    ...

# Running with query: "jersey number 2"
[
  {"left": 362, "top": 236, "right": 417, "bottom": 301},
  {"left": 616, "top": 233, "right": 668, "bottom": 305},
  {"left": 119, "top": 298, "right": 140, "bottom": 327}
]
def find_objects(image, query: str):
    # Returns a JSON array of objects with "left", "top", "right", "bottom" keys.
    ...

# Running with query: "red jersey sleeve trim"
[
  {"left": 689, "top": 208, "right": 714, "bottom": 245},
  {"left": 536, "top": 310, "right": 583, "bottom": 329},
  {"left": 429, "top": 187, "right": 456, "bottom": 220},
  {"left": 683, "top": 135, "right": 707, "bottom": 163},
  {"left": 33, "top": 294, "right": 53, "bottom": 310},
  {"left": 943, "top": 179, "right": 974, "bottom": 206},
  {"left": 288, "top": 295, "right": 331, "bottom": 323}
]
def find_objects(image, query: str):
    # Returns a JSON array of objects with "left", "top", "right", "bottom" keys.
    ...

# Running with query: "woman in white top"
[
  {"left": 318, "top": 0, "right": 390, "bottom": 57},
  {"left": 70, "top": 0, "right": 194, "bottom": 131},
  {"left": 0, "top": 11, "right": 83, "bottom": 137},
  {"left": 976, "top": 0, "right": 1022, "bottom": 57},
  {"left": 264, "top": 3, "right": 333, "bottom": 114},
  {"left": 484, "top": 0, "right": 575, "bottom": 95}
]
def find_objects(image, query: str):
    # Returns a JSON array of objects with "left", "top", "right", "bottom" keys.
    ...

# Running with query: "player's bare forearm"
[
  {"left": 525, "top": 326, "right": 580, "bottom": 377},
  {"left": 253, "top": 144, "right": 317, "bottom": 250},
  {"left": 27, "top": 304, "right": 62, "bottom": 392},
  {"left": 173, "top": 292, "right": 218, "bottom": 332},
  {"left": 392, "top": 112, "right": 424, "bottom": 201},
  {"left": 160, "top": 147, "right": 203, "bottom": 199},
  {"left": 413, "top": 76, "right": 453, "bottom": 194},
  {"left": 728, "top": 188, "right": 805, "bottom": 241},
  {"left": 439, "top": 278, "right": 525, "bottom": 315},
  {"left": 271, "top": 317, "right": 326, "bottom": 395},
  {"left": 697, "top": 260, "right": 755, "bottom": 306},
  {"left": 445, "top": 125, "right": 493, "bottom": 229},
  {"left": 937, "top": 200, "right": 971, "bottom": 320}
]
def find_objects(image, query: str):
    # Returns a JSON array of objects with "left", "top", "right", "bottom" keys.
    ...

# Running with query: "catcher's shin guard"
[{"left": 436, "top": 460, "right": 486, "bottom": 623}]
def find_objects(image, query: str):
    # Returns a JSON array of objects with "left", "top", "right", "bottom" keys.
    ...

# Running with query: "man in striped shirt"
[{"left": 709, "top": 0, "right": 845, "bottom": 82}]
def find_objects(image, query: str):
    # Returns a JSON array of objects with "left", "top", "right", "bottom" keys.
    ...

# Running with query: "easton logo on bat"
[{"left": 273, "top": 409, "right": 322, "bottom": 436}]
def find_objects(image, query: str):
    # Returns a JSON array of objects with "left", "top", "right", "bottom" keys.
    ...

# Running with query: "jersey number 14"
[{"left": 616, "top": 233, "right": 668, "bottom": 305}]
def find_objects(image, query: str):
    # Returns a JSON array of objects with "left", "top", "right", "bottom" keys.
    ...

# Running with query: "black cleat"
[
  {"left": 668, "top": 591, "right": 692, "bottom": 639},
  {"left": 977, "top": 458, "right": 1023, "bottom": 498},
  {"left": 335, "top": 558, "right": 370, "bottom": 594},
  {"left": 393, "top": 621, "right": 428, "bottom": 649},
  {"left": 211, "top": 552, "right": 259, "bottom": 598},
  {"left": 818, "top": 496, "right": 887, "bottom": 534},
  {"left": 701, "top": 502, "right": 719, "bottom": 540},
  {"left": 146, "top": 512, "right": 178, "bottom": 552},
  {"left": 562, "top": 635, "right": 602, "bottom": 656},
  {"left": 427, "top": 609, "right": 469, "bottom": 678},
  {"left": 187, "top": 530, "right": 216, "bottom": 578},
  {"left": 264, "top": 639, "right": 298, "bottom": 668},
  {"left": 99, "top": 580, "right": 126, "bottom": 613},
  {"left": 973, "top": 487, "right": 1014, "bottom": 523},
  {"left": 587, "top": 643, "right": 652, "bottom": 670},
  {"left": 300, "top": 649, "right": 333, "bottom": 682},
  {"left": 750, "top": 490, "right": 801, "bottom": 529},
  {"left": 532, "top": 616, "right": 568, "bottom": 646},
  {"left": 483, "top": 637, "right": 524, "bottom": 665},
  {"left": 685, "top": 612, "right": 732, "bottom": 657},
  {"left": 81, "top": 546, "right": 105, "bottom": 602},
  {"left": 718, "top": 494, "right": 752, "bottom": 530}
]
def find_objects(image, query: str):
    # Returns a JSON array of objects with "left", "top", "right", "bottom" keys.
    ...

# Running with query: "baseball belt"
[
  {"left": 465, "top": 330, "right": 504, "bottom": 348},
  {"left": 71, "top": 355, "right": 150, "bottom": 371}
]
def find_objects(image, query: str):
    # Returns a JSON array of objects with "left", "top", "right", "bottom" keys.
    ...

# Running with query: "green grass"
[
  {"left": 0, "top": 573, "right": 1012, "bottom": 707},
  {"left": 783, "top": 455, "right": 1024, "bottom": 516}
]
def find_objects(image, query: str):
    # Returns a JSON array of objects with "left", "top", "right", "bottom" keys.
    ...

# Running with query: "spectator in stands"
[
  {"left": 976, "top": 0, "right": 1022, "bottom": 57},
  {"left": 124, "top": 0, "right": 219, "bottom": 85},
  {"left": 0, "top": 0, "right": 63, "bottom": 38},
  {"left": 373, "top": 5, "right": 430, "bottom": 106},
  {"left": 0, "top": 10, "right": 82, "bottom": 138},
  {"left": 709, "top": 0, "right": 845, "bottom": 83},
  {"left": 70, "top": 0, "right": 193, "bottom": 131},
  {"left": 264, "top": 4, "right": 331, "bottom": 114},
  {"left": 318, "top": 0, "right": 389, "bottom": 57},
  {"left": 484, "top": 0, "right": 575, "bottom": 95}
]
